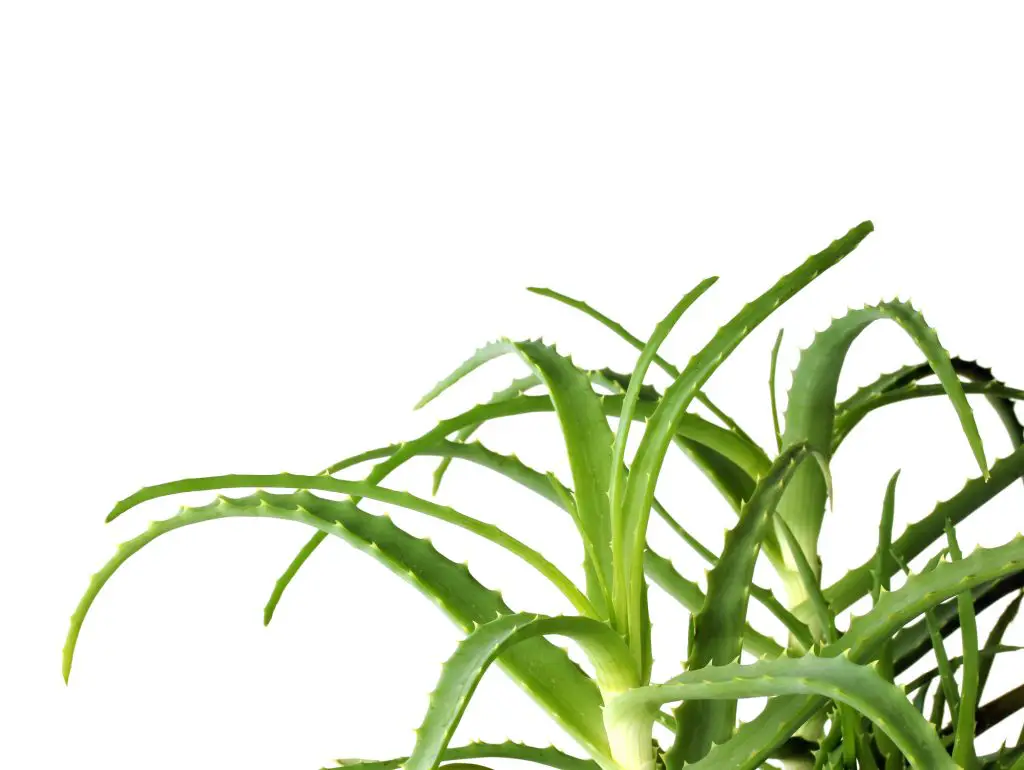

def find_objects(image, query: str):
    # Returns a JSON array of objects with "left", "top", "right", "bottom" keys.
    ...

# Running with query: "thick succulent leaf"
[
  {"left": 327, "top": 741, "right": 598, "bottom": 770},
  {"left": 276, "top": 388, "right": 762, "bottom": 622},
  {"left": 692, "top": 535, "right": 1024, "bottom": 770},
  {"left": 777, "top": 300, "right": 987, "bottom": 587},
  {"left": 406, "top": 614, "right": 635, "bottom": 770},
  {"left": 643, "top": 548, "right": 784, "bottom": 658},
  {"left": 608, "top": 656, "right": 956, "bottom": 770},
  {"left": 619, "top": 222, "right": 873, "bottom": 692},
  {"left": 108, "top": 472, "right": 595, "bottom": 616},
  {"left": 822, "top": 442, "right": 1024, "bottom": 616},
  {"left": 672, "top": 442, "right": 827, "bottom": 765},
  {"left": 65, "top": 491, "right": 610, "bottom": 754},
  {"left": 511, "top": 339, "right": 617, "bottom": 621}
]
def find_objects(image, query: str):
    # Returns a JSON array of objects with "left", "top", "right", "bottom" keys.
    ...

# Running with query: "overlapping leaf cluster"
[{"left": 65, "top": 222, "right": 1024, "bottom": 769}]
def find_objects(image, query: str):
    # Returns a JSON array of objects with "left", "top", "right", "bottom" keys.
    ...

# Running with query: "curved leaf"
[
  {"left": 511, "top": 339, "right": 617, "bottom": 622},
  {"left": 621, "top": 221, "right": 873, "bottom": 686},
  {"left": 107, "top": 472, "right": 595, "bottom": 617},
  {"left": 65, "top": 491, "right": 610, "bottom": 755},
  {"left": 406, "top": 614, "right": 635, "bottom": 770},
  {"left": 777, "top": 300, "right": 987, "bottom": 607},
  {"left": 693, "top": 533, "right": 1024, "bottom": 770},
  {"left": 610, "top": 277, "right": 718, "bottom": 633},
  {"left": 608, "top": 656, "right": 956, "bottom": 770}
]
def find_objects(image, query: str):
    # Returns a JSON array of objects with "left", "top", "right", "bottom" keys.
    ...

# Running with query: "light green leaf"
[
  {"left": 621, "top": 221, "right": 873, "bottom": 692},
  {"left": 608, "top": 655, "right": 956, "bottom": 770},
  {"left": 65, "top": 491, "right": 610, "bottom": 755},
  {"left": 406, "top": 614, "right": 635, "bottom": 770}
]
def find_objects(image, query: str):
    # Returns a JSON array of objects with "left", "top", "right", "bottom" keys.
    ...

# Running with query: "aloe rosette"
[{"left": 65, "top": 221, "right": 1024, "bottom": 769}]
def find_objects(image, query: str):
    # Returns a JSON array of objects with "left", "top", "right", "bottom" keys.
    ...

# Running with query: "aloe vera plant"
[{"left": 64, "top": 220, "right": 1024, "bottom": 769}]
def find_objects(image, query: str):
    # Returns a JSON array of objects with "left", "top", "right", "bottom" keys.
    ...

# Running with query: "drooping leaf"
[
  {"left": 776, "top": 300, "right": 987, "bottom": 615},
  {"left": 108, "top": 472, "right": 596, "bottom": 616},
  {"left": 66, "top": 491, "right": 611, "bottom": 755}
]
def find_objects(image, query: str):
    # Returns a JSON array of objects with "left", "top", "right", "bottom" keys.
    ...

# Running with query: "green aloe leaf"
[
  {"left": 893, "top": 570, "right": 1024, "bottom": 676},
  {"left": 326, "top": 741, "right": 598, "bottom": 770},
  {"left": 607, "top": 655, "right": 956, "bottom": 769},
  {"left": 405, "top": 614, "right": 635, "bottom": 770},
  {"left": 834, "top": 358, "right": 1024, "bottom": 453},
  {"left": 673, "top": 443, "right": 829, "bottom": 764},
  {"left": 609, "top": 278, "right": 718, "bottom": 625},
  {"left": 107, "top": 472, "right": 596, "bottom": 617},
  {"left": 623, "top": 221, "right": 874, "bottom": 699},
  {"left": 65, "top": 491, "right": 610, "bottom": 755},
  {"left": 776, "top": 300, "right": 987, "bottom": 619},
  {"left": 945, "top": 521, "right": 980, "bottom": 768},
  {"left": 525, "top": 286, "right": 759, "bottom": 449},
  {"left": 511, "top": 339, "right": 618, "bottom": 622},
  {"left": 690, "top": 534, "right": 1024, "bottom": 770}
]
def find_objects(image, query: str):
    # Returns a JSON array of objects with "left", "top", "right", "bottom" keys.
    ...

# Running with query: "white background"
[{"left": 4, "top": 3, "right": 1024, "bottom": 768}]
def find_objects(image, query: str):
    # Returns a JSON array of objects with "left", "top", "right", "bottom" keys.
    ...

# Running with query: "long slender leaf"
[
  {"left": 108, "top": 472, "right": 596, "bottom": 617},
  {"left": 66, "top": 491, "right": 611, "bottom": 755},
  {"left": 609, "top": 277, "right": 718, "bottom": 635},
  {"left": 621, "top": 222, "right": 873, "bottom": 715}
]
